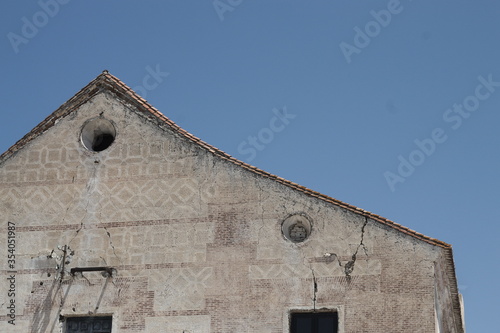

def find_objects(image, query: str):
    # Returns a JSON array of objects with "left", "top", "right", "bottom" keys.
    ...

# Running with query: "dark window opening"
[
  {"left": 65, "top": 316, "right": 112, "bottom": 333},
  {"left": 80, "top": 118, "right": 116, "bottom": 152},
  {"left": 92, "top": 133, "right": 114, "bottom": 152},
  {"left": 291, "top": 312, "right": 338, "bottom": 333}
]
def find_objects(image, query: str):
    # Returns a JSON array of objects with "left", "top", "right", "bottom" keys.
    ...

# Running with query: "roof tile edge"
[{"left": 0, "top": 71, "right": 452, "bottom": 250}]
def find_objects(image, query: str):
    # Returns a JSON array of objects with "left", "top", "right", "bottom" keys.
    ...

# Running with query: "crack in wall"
[
  {"left": 69, "top": 164, "right": 99, "bottom": 246},
  {"left": 70, "top": 221, "right": 84, "bottom": 246},
  {"left": 103, "top": 227, "right": 120, "bottom": 261},
  {"left": 344, "top": 217, "right": 369, "bottom": 278},
  {"left": 58, "top": 169, "right": 80, "bottom": 236},
  {"left": 300, "top": 248, "right": 319, "bottom": 311},
  {"left": 312, "top": 269, "right": 318, "bottom": 311},
  {"left": 78, "top": 273, "right": 94, "bottom": 286}
]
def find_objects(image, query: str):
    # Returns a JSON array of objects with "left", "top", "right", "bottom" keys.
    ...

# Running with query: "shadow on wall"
[
  {"left": 29, "top": 279, "right": 68, "bottom": 333},
  {"left": 29, "top": 274, "right": 113, "bottom": 332}
]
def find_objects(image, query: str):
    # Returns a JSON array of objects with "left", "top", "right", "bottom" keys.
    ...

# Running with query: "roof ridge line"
[
  {"left": 101, "top": 72, "right": 451, "bottom": 249},
  {"left": 0, "top": 71, "right": 452, "bottom": 249}
]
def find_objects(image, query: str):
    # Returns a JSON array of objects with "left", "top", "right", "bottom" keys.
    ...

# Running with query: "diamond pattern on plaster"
[{"left": 149, "top": 267, "right": 213, "bottom": 311}]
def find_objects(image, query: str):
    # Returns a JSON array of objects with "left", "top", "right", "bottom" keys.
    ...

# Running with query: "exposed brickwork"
[{"left": 0, "top": 73, "right": 464, "bottom": 332}]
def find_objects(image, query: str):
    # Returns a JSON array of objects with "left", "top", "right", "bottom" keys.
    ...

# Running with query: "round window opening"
[
  {"left": 281, "top": 214, "right": 312, "bottom": 243},
  {"left": 81, "top": 118, "right": 116, "bottom": 152}
]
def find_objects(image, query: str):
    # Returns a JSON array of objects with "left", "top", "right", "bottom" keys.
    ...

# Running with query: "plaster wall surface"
[{"left": 0, "top": 92, "right": 453, "bottom": 332}]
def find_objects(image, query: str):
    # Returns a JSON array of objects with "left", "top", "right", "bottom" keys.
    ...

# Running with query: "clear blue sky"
[{"left": 1, "top": 1, "right": 499, "bottom": 331}]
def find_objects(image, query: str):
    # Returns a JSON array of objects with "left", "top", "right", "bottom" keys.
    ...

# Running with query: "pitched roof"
[
  {"left": 0, "top": 71, "right": 464, "bottom": 331},
  {"left": 0, "top": 71, "right": 450, "bottom": 248}
]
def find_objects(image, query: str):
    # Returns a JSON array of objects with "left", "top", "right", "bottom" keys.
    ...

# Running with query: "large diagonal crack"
[
  {"left": 103, "top": 227, "right": 120, "bottom": 262},
  {"left": 344, "top": 217, "right": 368, "bottom": 278}
]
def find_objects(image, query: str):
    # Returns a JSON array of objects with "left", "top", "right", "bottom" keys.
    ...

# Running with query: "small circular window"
[
  {"left": 281, "top": 214, "right": 312, "bottom": 243},
  {"left": 81, "top": 118, "right": 116, "bottom": 152}
]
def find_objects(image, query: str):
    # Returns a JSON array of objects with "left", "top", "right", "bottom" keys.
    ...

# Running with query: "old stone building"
[{"left": 0, "top": 72, "right": 464, "bottom": 332}]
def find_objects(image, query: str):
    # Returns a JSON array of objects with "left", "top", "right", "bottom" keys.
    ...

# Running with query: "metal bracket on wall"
[{"left": 70, "top": 267, "right": 116, "bottom": 278}]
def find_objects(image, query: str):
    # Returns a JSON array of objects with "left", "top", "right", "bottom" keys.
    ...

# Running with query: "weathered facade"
[{"left": 0, "top": 72, "right": 464, "bottom": 332}]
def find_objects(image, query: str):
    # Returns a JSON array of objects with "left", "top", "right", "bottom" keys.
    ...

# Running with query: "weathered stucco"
[{"left": 0, "top": 74, "right": 464, "bottom": 332}]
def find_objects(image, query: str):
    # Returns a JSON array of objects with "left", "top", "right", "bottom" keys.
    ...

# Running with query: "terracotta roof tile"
[{"left": 101, "top": 70, "right": 452, "bottom": 249}]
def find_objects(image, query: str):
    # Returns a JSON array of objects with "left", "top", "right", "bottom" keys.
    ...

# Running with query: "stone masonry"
[{"left": 0, "top": 72, "right": 464, "bottom": 332}]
